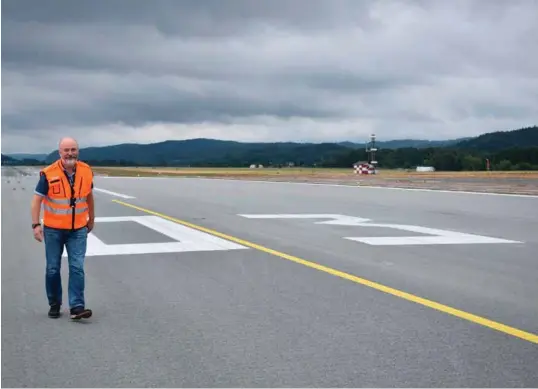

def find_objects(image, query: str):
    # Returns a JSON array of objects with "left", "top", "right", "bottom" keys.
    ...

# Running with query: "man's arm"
[
  {"left": 87, "top": 171, "right": 95, "bottom": 222},
  {"left": 87, "top": 191, "right": 95, "bottom": 221},
  {"left": 31, "top": 173, "right": 48, "bottom": 225},
  {"left": 31, "top": 194, "right": 44, "bottom": 225}
]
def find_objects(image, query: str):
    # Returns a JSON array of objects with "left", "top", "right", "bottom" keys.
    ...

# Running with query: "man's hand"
[
  {"left": 87, "top": 218, "right": 94, "bottom": 233},
  {"left": 33, "top": 225, "right": 43, "bottom": 242}
]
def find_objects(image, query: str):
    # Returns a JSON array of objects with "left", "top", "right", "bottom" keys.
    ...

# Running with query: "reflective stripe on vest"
[
  {"left": 43, "top": 203, "right": 89, "bottom": 215},
  {"left": 45, "top": 196, "right": 87, "bottom": 204}
]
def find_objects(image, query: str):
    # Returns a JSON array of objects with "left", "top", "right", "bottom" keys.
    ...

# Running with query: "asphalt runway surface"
[{"left": 2, "top": 166, "right": 538, "bottom": 387}]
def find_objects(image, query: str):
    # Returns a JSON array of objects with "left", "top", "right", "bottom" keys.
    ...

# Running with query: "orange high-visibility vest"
[{"left": 41, "top": 159, "right": 93, "bottom": 230}]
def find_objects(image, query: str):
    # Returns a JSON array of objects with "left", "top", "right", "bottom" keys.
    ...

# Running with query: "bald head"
[
  {"left": 58, "top": 137, "right": 79, "bottom": 169},
  {"left": 59, "top": 137, "right": 78, "bottom": 149}
]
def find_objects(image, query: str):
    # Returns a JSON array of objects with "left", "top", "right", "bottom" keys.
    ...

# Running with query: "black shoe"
[
  {"left": 70, "top": 306, "right": 92, "bottom": 320},
  {"left": 48, "top": 304, "right": 61, "bottom": 318}
]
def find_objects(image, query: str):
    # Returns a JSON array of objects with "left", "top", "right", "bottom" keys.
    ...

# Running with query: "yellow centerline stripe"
[{"left": 112, "top": 199, "right": 538, "bottom": 344}]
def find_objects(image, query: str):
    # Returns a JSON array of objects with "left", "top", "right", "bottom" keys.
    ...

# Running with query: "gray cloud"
[{"left": 2, "top": 0, "right": 537, "bottom": 153}]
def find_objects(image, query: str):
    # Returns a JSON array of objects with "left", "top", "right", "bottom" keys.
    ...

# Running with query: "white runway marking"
[
  {"left": 62, "top": 215, "right": 247, "bottom": 257},
  {"left": 93, "top": 187, "right": 135, "bottom": 199},
  {"left": 344, "top": 223, "right": 522, "bottom": 245},
  {"left": 238, "top": 213, "right": 523, "bottom": 246}
]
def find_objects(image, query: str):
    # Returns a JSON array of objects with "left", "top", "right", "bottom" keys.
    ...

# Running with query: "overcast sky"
[{"left": 2, "top": 0, "right": 537, "bottom": 153}]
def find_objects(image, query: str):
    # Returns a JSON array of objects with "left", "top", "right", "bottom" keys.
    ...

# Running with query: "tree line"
[
  {"left": 320, "top": 146, "right": 538, "bottom": 171},
  {"left": 4, "top": 141, "right": 538, "bottom": 171},
  {"left": 68, "top": 145, "right": 538, "bottom": 171}
]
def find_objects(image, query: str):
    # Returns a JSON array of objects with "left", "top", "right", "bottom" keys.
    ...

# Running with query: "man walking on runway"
[{"left": 30, "top": 137, "right": 95, "bottom": 320}]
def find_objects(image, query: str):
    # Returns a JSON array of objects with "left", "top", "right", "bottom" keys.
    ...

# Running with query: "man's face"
[{"left": 59, "top": 143, "right": 79, "bottom": 168}]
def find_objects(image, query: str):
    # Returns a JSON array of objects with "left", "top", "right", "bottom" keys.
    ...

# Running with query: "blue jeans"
[{"left": 43, "top": 226, "right": 88, "bottom": 309}]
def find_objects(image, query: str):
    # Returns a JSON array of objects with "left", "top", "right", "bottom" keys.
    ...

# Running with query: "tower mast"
[{"left": 366, "top": 133, "right": 378, "bottom": 173}]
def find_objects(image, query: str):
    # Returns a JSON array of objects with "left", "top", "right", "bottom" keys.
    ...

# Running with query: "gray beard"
[{"left": 63, "top": 158, "right": 77, "bottom": 167}]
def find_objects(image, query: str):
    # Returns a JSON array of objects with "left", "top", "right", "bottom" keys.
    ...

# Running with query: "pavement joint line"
[{"left": 112, "top": 198, "right": 538, "bottom": 345}]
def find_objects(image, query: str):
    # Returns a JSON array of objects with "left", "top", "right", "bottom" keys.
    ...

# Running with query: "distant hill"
[
  {"left": 1, "top": 153, "right": 43, "bottom": 166},
  {"left": 39, "top": 138, "right": 464, "bottom": 166},
  {"left": 6, "top": 153, "right": 48, "bottom": 161},
  {"left": 5, "top": 125, "right": 537, "bottom": 171},
  {"left": 338, "top": 138, "right": 470, "bottom": 149},
  {"left": 39, "top": 137, "right": 472, "bottom": 166},
  {"left": 1, "top": 154, "right": 18, "bottom": 164},
  {"left": 44, "top": 138, "right": 351, "bottom": 167},
  {"left": 454, "top": 126, "right": 538, "bottom": 151}
]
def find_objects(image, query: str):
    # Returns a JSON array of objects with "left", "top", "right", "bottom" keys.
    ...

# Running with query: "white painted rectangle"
[{"left": 63, "top": 215, "right": 248, "bottom": 257}]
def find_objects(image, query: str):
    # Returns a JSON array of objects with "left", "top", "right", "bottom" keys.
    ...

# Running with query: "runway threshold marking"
[{"left": 112, "top": 199, "right": 538, "bottom": 345}]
